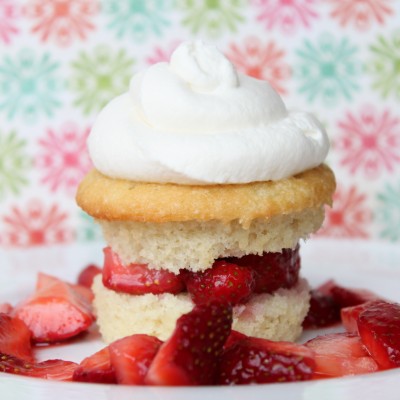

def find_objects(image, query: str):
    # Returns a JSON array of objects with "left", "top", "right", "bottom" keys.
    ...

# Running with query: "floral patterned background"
[{"left": 0, "top": 0, "right": 399, "bottom": 249}]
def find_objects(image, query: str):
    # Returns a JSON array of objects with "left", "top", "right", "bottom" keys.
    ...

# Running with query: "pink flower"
[
  {"left": 226, "top": 37, "right": 291, "bottom": 94},
  {"left": 1, "top": 199, "right": 73, "bottom": 247},
  {"left": 146, "top": 40, "right": 182, "bottom": 65},
  {"left": 336, "top": 105, "right": 400, "bottom": 179},
  {"left": 317, "top": 185, "right": 371, "bottom": 238},
  {"left": 36, "top": 123, "right": 92, "bottom": 194},
  {"left": 329, "top": 0, "right": 393, "bottom": 30},
  {"left": 0, "top": 0, "right": 19, "bottom": 44},
  {"left": 253, "top": 0, "right": 318, "bottom": 34}
]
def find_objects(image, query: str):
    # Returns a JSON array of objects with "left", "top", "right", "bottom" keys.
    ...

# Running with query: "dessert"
[{"left": 76, "top": 40, "right": 335, "bottom": 344}]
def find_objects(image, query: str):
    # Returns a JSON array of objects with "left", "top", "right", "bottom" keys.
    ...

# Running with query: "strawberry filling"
[{"left": 102, "top": 245, "right": 301, "bottom": 305}]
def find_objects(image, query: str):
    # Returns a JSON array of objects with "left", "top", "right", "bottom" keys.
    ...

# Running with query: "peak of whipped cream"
[{"left": 88, "top": 40, "right": 330, "bottom": 185}]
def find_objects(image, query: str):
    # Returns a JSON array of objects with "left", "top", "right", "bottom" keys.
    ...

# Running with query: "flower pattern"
[
  {"left": 295, "top": 34, "right": 360, "bottom": 105},
  {"left": 376, "top": 182, "right": 400, "bottom": 241},
  {"left": 329, "top": 0, "right": 393, "bottom": 30},
  {"left": 102, "top": 0, "right": 170, "bottom": 41},
  {"left": 1, "top": 199, "right": 73, "bottom": 247},
  {"left": 226, "top": 37, "right": 291, "bottom": 94},
  {"left": 36, "top": 123, "right": 92, "bottom": 194},
  {"left": 0, "top": 50, "right": 61, "bottom": 122},
  {"left": 69, "top": 46, "right": 135, "bottom": 115},
  {"left": 0, "top": 0, "right": 19, "bottom": 44},
  {"left": 253, "top": 0, "right": 318, "bottom": 34},
  {"left": 24, "top": 0, "right": 99, "bottom": 46},
  {"left": 336, "top": 106, "right": 400, "bottom": 179},
  {"left": 0, "top": 130, "right": 30, "bottom": 200},
  {"left": 368, "top": 32, "right": 400, "bottom": 99}
]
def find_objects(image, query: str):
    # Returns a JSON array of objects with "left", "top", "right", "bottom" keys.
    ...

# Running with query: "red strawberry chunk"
[
  {"left": 357, "top": 301, "right": 400, "bottom": 369},
  {"left": 0, "top": 314, "right": 33, "bottom": 362},
  {"left": 13, "top": 274, "right": 95, "bottom": 343},
  {"left": 183, "top": 260, "right": 255, "bottom": 305},
  {"left": 226, "top": 245, "right": 300, "bottom": 293},
  {"left": 303, "top": 289, "right": 341, "bottom": 328},
  {"left": 0, "top": 353, "right": 78, "bottom": 381},
  {"left": 103, "top": 247, "right": 185, "bottom": 295},
  {"left": 305, "top": 333, "right": 378, "bottom": 378},
  {"left": 341, "top": 301, "right": 379, "bottom": 333},
  {"left": 224, "top": 330, "right": 248, "bottom": 350},
  {"left": 77, "top": 264, "right": 102, "bottom": 289},
  {"left": 109, "top": 334, "right": 162, "bottom": 385},
  {"left": 145, "top": 303, "right": 233, "bottom": 386},
  {"left": 0, "top": 304, "right": 13, "bottom": 314},
  {"left": 73, "top": 346, "right": 117, "bottom": 384},
  {"left": 219, "top": 338, "right": 315, "bottom": 384}
]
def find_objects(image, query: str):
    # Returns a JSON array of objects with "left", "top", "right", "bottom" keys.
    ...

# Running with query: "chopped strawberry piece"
[
  {"left": 0, "top": 314, "right": 33, "bottom": 362},
  {"left": 219, "top": 337, "right": 315, "bottom": 384},
  {"left": 13, "top": 274, "right": 95, "bottom": 343},
  {"left": 329, "top": 284, "right": 383, "bottom": 308},
  {"left": 0, "top": 304, "right": 13, "bottom": 314},
  {"left": 341, "top": 301, "right": 378, "bottom": 333},
  {"left": 224, "top": 330, "right": 248, "bottom": 349},
  {"left": 73, "top": 346, "right": 117, "bottom": 384},
  {"left": 0, "top": 353, "right": 78, "bottom": 381},
  {"left": 145, "top": 303, "right": 233, "bottom": 386},
  {"left": 103, "top": 247, "right": 185, "bottom": 295},
  {"left": 357, "top": 301, "right": 400, "bottom": 369},
  {"left": 303, "top": 289, "right": 341, "bottom": 328},
  {"left": 183, "top": 260, "right": 255, "bottom": 305},
  {"left": 77, "top": 264, "right": 102, "bottom": 289},
  {"left": 109, "top": 334, "right": 162, "bottom": 385},
  {"left": 226, "top": 245, "right": 300, "bottom": 293},
  {"left": 305, "top": 333, "right": 378, "bottom": 378}
]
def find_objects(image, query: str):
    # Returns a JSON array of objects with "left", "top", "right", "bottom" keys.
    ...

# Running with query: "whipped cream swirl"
[{"left": 88, "top": 41, "right": 329, "bottom": 184}]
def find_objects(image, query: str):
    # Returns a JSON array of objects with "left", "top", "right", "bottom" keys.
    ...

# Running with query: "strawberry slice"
[
  {"left": 102, "top": 247, "right": 185, "bottom": 295},
  {"left": 13, "top": 274, "right": 95, "bottom": 343},
  {"left": 145, "top": 303, "right": 233, "bottom": 386},
  {"left": 341, "top": 301, "right": 379, "bottom": 333},
  {"left": 0, "top": 353, "right": 78, "bottom": 381},
  {"left": 224, "top": 330, "right": 248, "bottom": 349},
  {"left": 305, "top": 333, "right": 378, "bottom": 378},
  {"left": 77, "top": 264, "right": 102, "bottom": 289},
  {"left": 0, "top": 303, "right": 13, "bottom": 314},
  {"left": 183, "top": 260, "right": 255, "bottom": 305},
  {"left": 0, "top": 313, "right": 33, "bottom": 362},
  {"left": 73, "top": 346, "right": 117, "bottom": 383},
  {"left": 219, "top": 337, "right": 315, "bottom": 384},
  {"left": 109, "top": 334, "right": 162, "bottom": 385},
  {"left": 357, "top": 301, "right": 400, "bottom": 369},
  {"left": 226, "top": 245, "right": 300, "bottom": 293}
]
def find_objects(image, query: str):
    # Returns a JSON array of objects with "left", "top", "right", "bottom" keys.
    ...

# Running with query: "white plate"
[{"left": 1, "top": 238, "right": 400, "bottom": 400}]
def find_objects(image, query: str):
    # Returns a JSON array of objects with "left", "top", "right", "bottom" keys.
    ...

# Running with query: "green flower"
[
  {"left": 69, "top": 46, "right": 135, "bottom": 115},
  {"left": 0, "top": 130, "right": 30, "bottom": 200},
  {"left": 0, "top": 49, "right": 61, "bottom": 122},
  {"left": 295, "top": 34, "right": 360, "bottom": 105},
  {"left": 368, "top": 32, "right": 400, "bottom": 99},
  {"left": 376, "top": 182, "right": 400, "bottom": 241},
  {"left": 179, "top": 0, "right": 245, "bottom": 38},
  {"left": 102, "top": 0, "right": 170, "bottom": 40}
]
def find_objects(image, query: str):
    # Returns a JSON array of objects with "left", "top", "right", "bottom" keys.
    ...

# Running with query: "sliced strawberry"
[
  {"left": 0, "top": 313, "right": 33, "bottom": 362},
  {"left": 109, "top": 334, "right": 162, "bottom": 385},
  {"left": 73, "top": 346, "right": 116, "bottom": 383},
  {"left": 183, "top": 260, "right": 255, "bottom": 305},
  {"left": 341, "top": 301, "right": 378, "bottom": 333},
  {"left": 0, "top": 353, "right": 78, "bottom": 381},
  {"left": 303, "top": 289, "right": 341, "bottom": 328},
  {"left": 357, "top": 301, "right": 400, "bottom": 369},
  {"left": 77, "top": 264, "right": 102, "bottom": 289},
  {"left": 145, "top": 303, "right": 233, "bottom": 386},
  {"left": 226, "top": 245, "right": 300, "bottom": 293},
  {"left": 103, "top": 247, "right": 185, "bottom": 295},
  {"left": 224, "top": 330, "right": 248, "bottom": 350},
  {"left": 219, "top": 337, "right": 315, "bottom": 384},
  {"left": 0, "top": 303, "right": 13, "bottom": 314},
  {"left": 329, "top": 282, "right": 383, "bottom": 308},
  {"left": 305, "top": 333, "right": 378, "bottom": 378},
  {"left": 13, "top": 274, "right": 95, "bottom": 343}
]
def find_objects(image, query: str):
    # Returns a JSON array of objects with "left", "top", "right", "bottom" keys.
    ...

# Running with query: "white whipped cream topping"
[{"left": 88, "top": 41, "right": 329, "bottom": 184}]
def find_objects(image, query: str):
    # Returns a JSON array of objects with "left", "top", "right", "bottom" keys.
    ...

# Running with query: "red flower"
[
  {"left": 24, "top": 0, "right": 99, "bottom": 46},
  {"left": 36, "top": 123, "right": 92, "bottom": 194},
  {"left": 227, "top": 37, "right": 291, "bottom": 94},
  {"left": 1, "top": 199, "right": 73, "bottom": 247},
  {"left": 0, "top": 0, "right": 19, "bottom": 44},
  {"left": 336, "top": 106, "right": 400, "bottom": 179},
  {"left": 146, "top": 40, "right": 182, "bottom": 65},
  {"left": 317, "top": 185, "right": 371, "bottom": 238},
  {"left": 329, "top": 0, "right": 393, "bottom": 30}
]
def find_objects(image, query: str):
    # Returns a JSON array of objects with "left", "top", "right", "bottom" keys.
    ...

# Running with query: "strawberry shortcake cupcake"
[{"left": 76, "top": 41, "right": 335, "bottom": 344}]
